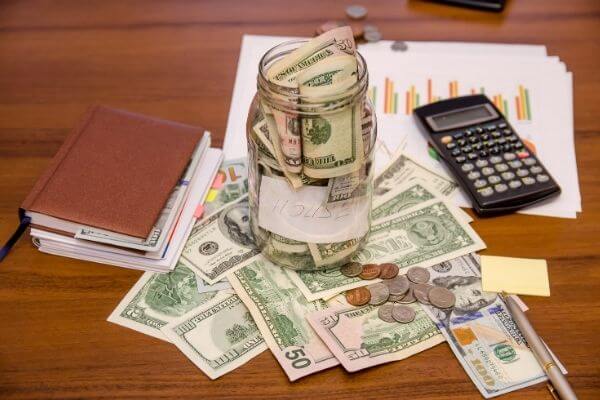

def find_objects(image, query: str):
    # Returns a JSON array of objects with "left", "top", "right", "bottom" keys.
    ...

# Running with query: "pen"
[{"left": 502, "top": 293, "right": 578, "bottom": 400}]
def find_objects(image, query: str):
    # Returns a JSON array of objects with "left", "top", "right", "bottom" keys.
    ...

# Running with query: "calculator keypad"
[{"left": 440, "top": 121, "right": 552, "bottom": 199}]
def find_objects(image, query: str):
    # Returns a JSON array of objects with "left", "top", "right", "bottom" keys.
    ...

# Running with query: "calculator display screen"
[{"left": 428, "top": 104, "right": 498, "bottom": 131}]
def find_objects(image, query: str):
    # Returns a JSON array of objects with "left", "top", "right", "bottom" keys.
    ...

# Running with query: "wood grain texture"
[{"left": 0, "top": 1, "right": 599, "bottom": 399}]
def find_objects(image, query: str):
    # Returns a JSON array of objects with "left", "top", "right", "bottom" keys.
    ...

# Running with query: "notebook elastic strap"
[{"left": 0, "top": 210, "right": 30, "bottom": 262}]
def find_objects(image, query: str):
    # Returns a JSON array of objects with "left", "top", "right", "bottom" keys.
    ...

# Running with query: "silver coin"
[
  {"left": 367, "top": 282, "right": 390, "bottom": 305},
  {"left": 429, "top": 287, "right": 456, "bottom": 309},
  {"left": 384, "top": 275, "right": 410, "bottom": 296},
  {"left": 388, "top": 293, "right": 406, "bottom": 302},
  {"left": 397, "top": 287, "right": 416, "bottom": 304},
  {"left": 391, "top": 41, "right": 408, "bottom": 51},
  {"left": 346, "top": 5, "right": 368, "bottom": 20},
  {"left": 364, "top": 30, "right": 382, "bottom": 43},
  {"left": 340, "top": 262, "right": 363, "bottom": 277},
  {"left": 413, "top": 283, "right": 434, "bottom": 305},
  {"left": 407, "top": 266, "right": 430, "bottom": 284},
  {"left": 363, "top": 24, "right": 378, "bottom": 33},
  {"left": 392, "top": 304, "right": 416, "bottom": 323},
  {"left": 378, "top": 303, "right": 396, "bottom": 323}
]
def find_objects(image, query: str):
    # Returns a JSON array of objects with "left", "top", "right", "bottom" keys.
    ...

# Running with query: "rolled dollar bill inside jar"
[{"left": 246, "top": 27, "right": 377, "bottom": 271}]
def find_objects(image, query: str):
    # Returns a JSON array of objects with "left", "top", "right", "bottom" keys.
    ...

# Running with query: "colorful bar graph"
[{"left": 515, "top": 84, "right": 532, "bottom": 121}]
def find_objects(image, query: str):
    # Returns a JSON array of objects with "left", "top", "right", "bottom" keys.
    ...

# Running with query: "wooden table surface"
[{"left": 1, "top": 1, "right": 599, "bottom": 399}]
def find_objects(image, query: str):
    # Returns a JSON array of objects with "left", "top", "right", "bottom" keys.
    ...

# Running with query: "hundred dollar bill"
[
  {"left": 179, "top": 195, "right": 260, "bottom": 284},
  {"left": 161, "top": 291, "right": 267, "bottom": 380},
  {"left": 421, "top": 254, "right": 547, "bottom": 398},
  {"left": 374, "top": 151, "right": 458, "bottom": 198},
  {"left": 227, "top": 256, "right": 339, "bottom": 381},
  {"left": 307, "top": 304, "right": 443, "bottom": 372},
  {"left": 202, "top": 157, "right": 248, "bottom": 217},
  {"left": 354, "top": 199, "right": 485, "bottom": 267},
  {"left": 107, "top": 262, "right": 218, "bottom": 341},
  {"left": 326, "top": 167, "right": 368, "bottom": 204},
  {"left": 372, "top": 180, "right": 472, "bottom": 223},
  {"left": 263, "top": 112, "right": 303, "bottom": 188}
]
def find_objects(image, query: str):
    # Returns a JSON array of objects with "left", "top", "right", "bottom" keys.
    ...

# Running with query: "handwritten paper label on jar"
[{"left": 258, "top": 175, "right": 369, "bottom": 243}]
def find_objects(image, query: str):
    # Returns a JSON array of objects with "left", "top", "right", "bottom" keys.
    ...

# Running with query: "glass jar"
[{"left": 246, "top": 39, "right": 377, "bottom": 271}]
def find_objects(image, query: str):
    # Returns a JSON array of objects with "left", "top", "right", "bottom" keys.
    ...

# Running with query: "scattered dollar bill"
[
  {"left": 202, "top": 157, "right": 248, "bottom": 217},
  {"left": 227, "top": 256, "right": 339, "bottom": 381},
  {"left": 307, "top": 303, "right": 443, "bottom": 372},
  {"left": 179, "top": 195, "right": 260, "bottom": 284},
  {"left": 107, "top": 262, "right": 218, "bottom": 341},
  {"left": 196, "top": 276, "right": 232, "bottom": 294},
  {"left": 421, "top": 254, "right": 547, "bottom": 398},
  {"left": 161, "top": 291, "right": 267, "bottom": 380},
  {"left": 374, "top": 151, "right": 458, "bottom": 198}
]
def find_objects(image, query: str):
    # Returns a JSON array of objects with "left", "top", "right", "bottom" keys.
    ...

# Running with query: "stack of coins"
[
  {"left": 343, "top": 263, "right": 456, "bottom": 324},
  {"left": 315, "top": 5, "right": 382, "bottom": 42}
]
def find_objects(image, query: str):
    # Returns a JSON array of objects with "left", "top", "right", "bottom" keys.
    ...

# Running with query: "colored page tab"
[{"left": 481, "top": 255, "right": 550, "bottom": 296}]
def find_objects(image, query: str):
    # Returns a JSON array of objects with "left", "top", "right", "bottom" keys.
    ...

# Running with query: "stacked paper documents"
[{"left": 223, "top": 35, "right": 580, "bottom": 218}]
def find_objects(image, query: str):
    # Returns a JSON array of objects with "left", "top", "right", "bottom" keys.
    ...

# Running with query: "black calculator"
[{"left": 413, "top": 95, "right": 561, "bottom": 216}]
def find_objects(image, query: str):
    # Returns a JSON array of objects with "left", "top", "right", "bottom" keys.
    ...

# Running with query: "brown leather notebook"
[{"left": 21, "top": 105, "right": 205, "bottom": 238}]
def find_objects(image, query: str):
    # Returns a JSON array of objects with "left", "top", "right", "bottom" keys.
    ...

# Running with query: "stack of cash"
[
  {"left": 108, "top": 151, "right": 555, "bottom": 396},
  {"left": 247, "top": 26, "right": 375, "bottom": 270}
]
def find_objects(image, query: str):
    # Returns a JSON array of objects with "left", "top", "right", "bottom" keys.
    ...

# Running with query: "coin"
[
  {"left": 364, "top": 30, "right": 382, "bottom": 43},
  {"left": 429, "top": 287, "right": 456, "bottom": 309},
  {"left": 345, "top": 287, "right": 371, "bottom": 306},
  {"left": 316, "top": 20, "right": 344, "bottom": 35},
  {"left": 363, "top": 24, "right": 378, "bottom": 33},
  {"left": 392, "top": 304, "right": 416, "bottom": 323},
  {"left": 397, "top": 287, "right": 416, "bottom": 304},
  {"left": 379, "top": 263, "right": 399, "bottom": 279},
  {"left": 378, "top": 303, "right": 396, "bottom": 323},
  {"left": 359, "top": 263, "right": 381, "bottom": 280},
  {"left": 346, "top": 5, "right": 367, "bottom": 20},
  {"left": 384, "top": 275, "right": 410, "bottom": 296},
  {"left": 341, "top": 262, "right": 363, "bottom": 277},
  {"left": 367, "top": 282, "right": 389, "bottom": 305},
  {"left": 391, "top": 41, "right": 408, "bottom": 51},
  {"left": 407, "top": 266, "right": 430, "bottom": 284},
  {"left": 413, "top": 283, "right": 434, "bottom": 305},
  {"left": 389, "top": 293, "right": 406, "bottom": 302}
]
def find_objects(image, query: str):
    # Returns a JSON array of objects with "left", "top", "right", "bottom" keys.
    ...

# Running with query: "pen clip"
[{"left": 547, "top": 383, "right": 560, "bottom": 400}]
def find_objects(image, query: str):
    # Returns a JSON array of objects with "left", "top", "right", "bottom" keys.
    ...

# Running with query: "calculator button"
[
  {"left": 482, "top": 167, "right": 494, "bottom": 176},
  {"left": 467, "top": 152, "right": 478, "bottom": 160},
  {"left": 490, "top": 156, "right": 502, "bottom": 164},
  {"left": 481, "top": 133, "right": 490, "bottom": 141},
  {"left": 441, "top": 136, "right": 453, "bottom": 144},
  {"left": 503, "top": 153, "right": 516, "bottom": 161},
  {"left": 469, "top": 136, "right": 479, "bottom": 144},
  {"left": 455, "top": 156, "right": 466, "bottom": 163},
  {"left": 508, "top": 135, "right": 519, "bottom": 142},
  {"left": 490, "top": 147, "right": 501, "bottom": 155},
  {"left": 501, "top": 171, "right": 516, "bottom": 180},
  {"left": 488, "top": 175, "right": 501, "bottom": 184},
  {"left": 517, "top": 151, "right": 530, "bottom": 159},
  {"left": 522, "top": 177, "right": 536, "bottom": 185},
  {"left": 446, "top": 142, "right": 457, "bottom": 150},
  {"left": 536, "top": 174, "right": 550, "bottom": 183},
  {"left": 497, "top": 138, "right": 507, "bottom": 145},
  {"left": 494, "top": 183, "right": 508, "bottom": 193},
  {"left": 495, "top": 163, "right": 509, "bottom": 172},
  {"left": 467, "top": 171, "right": 481, "bottom": 180},
  {"left": 453, "top": 132, "right": 464, "bottom": 139},
  {"left": 461, "top": 163, "right": 475, "bottom": 172},
  {"left": 523, "top": 157, "right": 536, "bottom": 166},
  {"left": 479, "top": 150, "right": 488, "bottom": 158},
  {"left": 465, "top": 129, "right": 474, "bottom": 137},
  {"left": 475, "top": 127, "right": 484, "bottom": 134},
  {"left": 530, "top": 166, "right": 543, "bottom": 174},
  {"left": 516, "top": 168, "right": 529, "bottom": 177},
  {"left": 499, "top": 123, "right": 508, "bottom": 129},
  {"left": 478, "top": 187, "right": 494, "bottom": 197},
  {"left": 509, "top": 180, "right": 522, "bottom": 189},
  {"left": 458, "top": 139, "right": 467, "bottom": 146},
  {"left": 451, "top": 149, "right": 461, "bottom": 157},
  {"left": 462, "top": 145, "right": 472, "bottom": 153},
  {"left": 476, "top": 159, "right": 489, "bottom": 168},
  {"left": 502, "top": 144, "right": 512, "bottom": 152},
  {"left": 513, "top": 142, "right": 524, "bottom": 149},
  {"left": 474, "top": 179, "right": 487, "bottom": 189},
  {"left": 492, "top": 131, "right": 502, "bottom": 138},
  {"left": 509, "top": 160, "right": 523, "bottom": 168},
  {"left": 472, "top": 143, "right": 483, "bottom": 151},
  {"left": 486, "top": 125, "right": 497, "bottom": 132},
  {"left": 503, "top": 128, "right": 512, "bottom": 135}
]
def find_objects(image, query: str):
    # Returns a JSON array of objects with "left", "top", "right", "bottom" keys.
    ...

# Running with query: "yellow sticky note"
[{"left": 481, "top": 255, "right": 550, "bottom": 297}]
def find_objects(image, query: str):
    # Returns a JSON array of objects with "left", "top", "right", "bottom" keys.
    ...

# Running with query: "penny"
[
  {"left": 384, "top": 275, "right": 410, "bottom": 296},
  {"left": 378, "top": 303, "right": 396, "bottom": 323},
  {"left": 392, "top": 304, "right": 416, "bottom": 323},
  {"left": 345, "top": 287, "right": 371, "bottom": 306},
  {"left": 388, "top": 293, "right": 406, "bottom": 302},
  {"left": 397, "top": 287, "right": 416, "bottom": 304},
  {"left": 364, "top": 30, "right": 382, "bottom": 43},
  {"left": 341, "top": 262, "right": 363, "bottom": 278},
  {"left": 367, "top": 282, "right": 389, "bottom": 305},
  {"left": 379, "top": 263, "right": 399, "bottom": 279},
  {"left": 429, "top": 287, "right": 456, "bottom": 309},
  {"left": 316, "top": 20, "right": 344, "bottom": 35},
  {"left": 349, "top": 23, "right": 365, "bottom": 40},
  {"left": 413, "top": 283, "right": 434, "bottom": 305},
  {"left": 346, "top": 5, "right": 368, "bottom": 20},
  {"left": 359, "top": 263, "right": 381, "bottom": 280},
  {"left": 407, "top": 266, "right": 430, "bottom": 284},
  {"left": 391, "top": 41, "right": 408, "bottom": 51}
]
